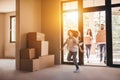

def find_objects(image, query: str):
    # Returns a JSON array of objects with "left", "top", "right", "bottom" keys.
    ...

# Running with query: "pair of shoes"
[{"left": 73, "top": 69, "right": 80, "bottom": 73}]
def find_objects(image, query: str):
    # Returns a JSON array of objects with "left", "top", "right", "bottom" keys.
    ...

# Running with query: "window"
[
  {"left": 62, "top": 1, "right": 79, "bottom": 63},
  {"left": 63, "top": 1, "right": 78, "bottom": 11},
  {"left": 10, "top": 16, "right": 16, "bottom": 43},
  {"left": 112, "top": 7, "right": 120, "bottom": 64},
  {"left": 112, "top": 0, "right": 120, "bottom": 4},
  {"left": 83, "top": 11, "right": 106, "bottom": 66},
  {"left": 83, "top": 0, "right": 105, "bottom": 8}
]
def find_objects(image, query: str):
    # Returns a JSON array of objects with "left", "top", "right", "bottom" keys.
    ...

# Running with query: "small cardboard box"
[
  {"left": 20, "top": 58, "right": 39, "bottom": 72},
  {"left": 96, "top": 30, "right": 106, "bottom": 43},
  {"left": 27, "top": 41, "right": 49, "bottom": 57},
  {"left": 84, "top": 37, "right": 92, "bottom": 44},
  {"left": 27, "top": 32, "right": 45, "bottom": 41},
  {"left": 20, "top": 48, "right": 36, "bottom": 59},
  {"left": 39, "top": 55, "right": 54, "bottom": 69}
]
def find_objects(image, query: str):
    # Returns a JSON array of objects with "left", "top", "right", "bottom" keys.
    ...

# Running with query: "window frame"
[{"left": 10, "top": 16, "right": 16, "bottom": 43}]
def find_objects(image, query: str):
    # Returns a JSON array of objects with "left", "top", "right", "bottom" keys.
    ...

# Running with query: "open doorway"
[
  {"left": 61, "top": 1, "right": 79, "bottom": 64},
  {"left": 83, "top": 11, "right": 106, "bottom": 66},
  {"left": 61, "top": 1, "right": 107, "bottom": 66},
  {"left": 0, "top": 0, "right": 16, "bottom": 69}
]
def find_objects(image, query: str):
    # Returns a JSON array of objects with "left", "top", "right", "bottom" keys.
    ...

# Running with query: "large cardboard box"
[
  {"left": 20, "top": 48, "right": 36, "bottom": 59},
  {"left": 27, "top": 41, "right": 49, "bottom": 57},
  {"left": 96, "top": 30, "right": 106, "bottom": 43},
  {"left": 39, "top": 55, "right": 54, "bottom": 69},
  {"left": 27, "top": 32, "right": 45, "bottom": 41},
  {"left": 84, "top": 37, "right": 92, "bottom": 44},
  {"left": 20, "top": 59, "right": 39, "bottom": 72}
]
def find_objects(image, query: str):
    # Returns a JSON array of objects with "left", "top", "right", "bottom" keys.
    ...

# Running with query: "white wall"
[{"left": 4, "top": 12, "right": 16, "bottom": 58}]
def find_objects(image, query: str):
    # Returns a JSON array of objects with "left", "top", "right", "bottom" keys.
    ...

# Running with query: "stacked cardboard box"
[
  {"left": 96, "top": 30, "right": 106, "bottom": 43},
  {"left": 20, "top": 59, "right": 39, "bottom": 72},
  {"left": 27, "top": 32, "right": 45, "bottom": 41},
  {"left": 20, "top": 48, "right": 36, "bottom": 59},
  {"left": 39, "top": 55, "right": 54, "bottom": 69},
  {"left": 20, "top": 32, "right": 54, "bottom": 72},
  {"left": 27, "top": 32, "right": 48, "bottom": 57},
  {"left": 84, "top": 37, "right": 92, "bottom": 45},
  {"left": 27, "top": 41, "right": 49, "bottom": 57}
]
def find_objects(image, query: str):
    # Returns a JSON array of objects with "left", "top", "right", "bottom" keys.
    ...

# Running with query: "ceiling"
[{"left": 0, "top": 0, "right": 16, "bottom": 13}]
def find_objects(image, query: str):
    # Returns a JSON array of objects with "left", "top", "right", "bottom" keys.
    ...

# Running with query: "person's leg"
[
  {"left": 100, "top": 44, "right": 103, "bottom": 62},
  {"left": 88, "top": 45, "right": 91, "bottom": 58},
  {"left": 73, "top": 52, "right": 79, "bottom": 70},
  {"left": 67, "top": 51, "right": 73, "bottom": 61},
  {"left": 86, "top": 45, "right": 89, "bottom": 59},
  {"left": 103, "top": 44, "right": 107, "bottom": 64}
]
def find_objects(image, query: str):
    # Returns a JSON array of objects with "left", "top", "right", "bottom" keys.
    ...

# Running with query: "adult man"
[{"left": 96, "top": 24, "right": 107, "bottom": 63}]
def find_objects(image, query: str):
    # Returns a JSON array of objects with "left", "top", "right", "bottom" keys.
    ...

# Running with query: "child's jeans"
[{"left": 67, "top": 51, "right": 79, "bottom": 70}]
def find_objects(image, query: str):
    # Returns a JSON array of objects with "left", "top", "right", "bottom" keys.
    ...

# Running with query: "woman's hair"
[{"left": 87, "top": 29, "right": 92, "bottom": 37}]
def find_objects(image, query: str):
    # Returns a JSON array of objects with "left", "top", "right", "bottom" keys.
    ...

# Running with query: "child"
[{"left": 61, "top": 30, "right": 83, "bottom": 73}]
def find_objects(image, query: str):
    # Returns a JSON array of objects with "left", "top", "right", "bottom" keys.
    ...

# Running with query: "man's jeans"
[{"left": 99, "top": 44, "right": 107, "bottom": 63}]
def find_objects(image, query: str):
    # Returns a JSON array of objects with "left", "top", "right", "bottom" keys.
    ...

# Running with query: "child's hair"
[{"left": 68, "top": 30, "right": 81, "bottom": 38}]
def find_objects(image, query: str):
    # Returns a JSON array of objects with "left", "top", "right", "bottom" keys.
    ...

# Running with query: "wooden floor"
[{"left": 0, "top": 59, "right": 120, "bottom": 80}]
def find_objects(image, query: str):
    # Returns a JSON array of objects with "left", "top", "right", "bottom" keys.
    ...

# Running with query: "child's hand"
[
  {"left": 79, "top": 46, "right": 84, "bottom": 53},
  {"left": 80, "top": 49, "right": 84, "bottom": 53},
  {"left": 59, "top": 48, "right": 63, "bottom": 51}
]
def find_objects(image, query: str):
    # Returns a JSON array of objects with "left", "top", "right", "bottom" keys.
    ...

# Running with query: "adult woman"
[{"left": 84, "top": 29, "right": 93, "bottom": 63}]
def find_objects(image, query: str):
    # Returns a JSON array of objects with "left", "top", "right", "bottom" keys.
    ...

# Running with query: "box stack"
[
  {"left": 27, "top": 32, "right": 49, "bottom": 57},
  {"left": 84, "top": 37, "right": 92, "bottom": 45},
  {"left": 27, "top": 41, "right": 49, "bottom": 57},
  {"left": 20, "top": 32, "right": 54, "bottom": 72}
]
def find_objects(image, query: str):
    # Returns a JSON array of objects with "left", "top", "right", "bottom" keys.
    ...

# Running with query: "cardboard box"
[
  {"left": 27, "top": 41, "right": 49, "bottom": 57},
  {"left": 20, "top": 48, "right": 36, "bottom": 59},
  {"left": 84, "top": 37, "right": 92, "bottom": 44},
  {"left": 96, "top": 30, "right": 106, "bottom": 43},
  {"left": 27, "top": 32, "right": 45, "bottom": 41},
  {"left": 20, "top": 58, "right": 39, "bottom": 72},
  {"left": 39, "top": 55, "right": 54, "bottom": 69}
]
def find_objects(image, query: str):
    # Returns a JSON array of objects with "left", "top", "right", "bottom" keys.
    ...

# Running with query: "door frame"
[
  {"left": 61, "top": 0, "right": 79, "bottom": 64},
  {"left": 109, "top": 2, "right": 120, "bottom": 67},
  {"left": 79, "top": 0, "right": 120, "bottom": 67},
  {"left": 61, "top": 0, "right": 120, "bottom": 67}
]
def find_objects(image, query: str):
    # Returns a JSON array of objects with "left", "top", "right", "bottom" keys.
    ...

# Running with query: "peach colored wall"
[
  {"left": 16, "top": 0, "right": 41, "bottom": 69},
  {"left": 0, "top": 14, "right": 5, "bottom": 58},
  {"left": 20, "top": 0, "right": 41, "bottom": 49},
  {"left": 41, "top": 0, "right": 61, "bottom": 64},
  {"left": 4, "top": 12, "right": 16, "bottom": 58}
]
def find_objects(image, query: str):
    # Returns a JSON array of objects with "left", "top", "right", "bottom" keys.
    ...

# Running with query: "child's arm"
[
  {"left": 79, "top": 45, "right": 84, "bottom": 53},
  {"left": 60, "top": 39, "right": 67, "bottom": 51}
]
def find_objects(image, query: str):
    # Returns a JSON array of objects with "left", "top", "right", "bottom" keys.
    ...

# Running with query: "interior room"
[
  {"left": 0, "top": 0, "right": 120, "bottom": 80},
  {"left": 0, "top": 0, "right": 16, "bottom": 70}
]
